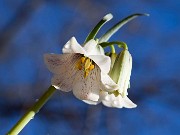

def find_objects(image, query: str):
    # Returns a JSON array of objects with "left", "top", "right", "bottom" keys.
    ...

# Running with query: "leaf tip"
[
  {"left": 143, "top": 13, "right": 150, "bottom": 17},
  {"left": 103, "top": 13, "right": 113, "bottom": 21}
]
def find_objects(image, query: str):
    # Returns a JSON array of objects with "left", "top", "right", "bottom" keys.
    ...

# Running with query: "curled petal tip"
[{"left": 70, "top": 36, "right": 77, "bottom": 42}]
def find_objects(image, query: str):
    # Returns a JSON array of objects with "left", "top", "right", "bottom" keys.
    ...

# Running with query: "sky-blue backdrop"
[{"left": 0, "top": 0, "right": 180, "bottom": 135}]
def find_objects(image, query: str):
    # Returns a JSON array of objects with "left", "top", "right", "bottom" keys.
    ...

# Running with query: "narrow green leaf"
[
  {"left": 84, "top": 13, "right": 113, "bottom": 43},
  {"left": 99, "top": 13, "right": 149, "bottom": 43}
]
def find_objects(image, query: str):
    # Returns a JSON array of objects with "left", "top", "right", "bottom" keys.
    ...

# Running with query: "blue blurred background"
[{"left": 0, "top": 0, "right": 180, "bottom": 135}]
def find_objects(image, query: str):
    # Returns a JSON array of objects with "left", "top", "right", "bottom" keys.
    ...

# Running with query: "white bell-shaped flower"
[
  {"left": 44, "top": 37, "right": 119, "bottom": 103},
  {"left": 100, "top": 91, "right": 137, "bottom": 108},
  {"left": 101, "top": 49, "right": 137, "bottom": 108}
]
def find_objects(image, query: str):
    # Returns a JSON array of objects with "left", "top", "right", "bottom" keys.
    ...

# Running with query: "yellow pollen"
[
  {"left": 81, "top": 57, "right": 86, "bottom": 64},
  {"left": 76, "top": 57, "right": 95, "bottom": 78},
  {"left": 76, "top": 63, "right": 82, "bottom": 70},
  {"left": 84, "top": 70, "right": 89, "bottom": 78},
  {"left": 85, "top": 58, "right": 91, "bottom": 70},
  {"left": 76, "top": 59, "right": 82, "bottom": 70},
  {"left": 89, "top": 64, "right": 94, "bottom": 70}
]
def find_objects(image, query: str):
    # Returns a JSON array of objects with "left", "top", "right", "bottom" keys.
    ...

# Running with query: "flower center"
[{"left": 76, "top": 56, "right": 95, "bottom": 78}]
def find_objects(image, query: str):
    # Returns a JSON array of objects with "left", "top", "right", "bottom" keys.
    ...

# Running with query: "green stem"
[
  {"left": 7, "top": 86, "right": 56, "bottom": 135},
  {"left": 99, "top": 13, "right": 149, "bottom": 43},
  {"left": 100, "top": 41, "right": 128, "bottom": 50},
  {"left": 110, "top": 45, "right": 115, "bottom": 53},
  {"left": 84, "top": 13, "right": 113, "bottom": 43}
]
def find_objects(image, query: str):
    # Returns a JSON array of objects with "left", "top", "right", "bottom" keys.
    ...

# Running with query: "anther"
[
  {"left": 84, "top": 70, "right": 89, "bottom": 78},
  {"left": 85, "top": 58, "right": 91, "bottom": 70},
  {"left": 81, "top": 57, "right": 86, "bottom": 64},
  {"left": 76, "top": 59, "right": 82, "bottom": 70},
  {"left": 89, "top": 64, "right": 94, "bottom": 70}
]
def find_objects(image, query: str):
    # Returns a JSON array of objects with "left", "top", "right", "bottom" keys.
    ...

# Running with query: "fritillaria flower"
[
  {"left": 100, "top": 91, "right": 136, "bottom": 108},
  {"left": 100, "top": 49, "right": 137, "bottom": 108},
  {"left": 44, "top": 37, "right": 118, "bottom": 103},
  {"left": 7, "top": 13, "right": 148, "bottom": 135}
]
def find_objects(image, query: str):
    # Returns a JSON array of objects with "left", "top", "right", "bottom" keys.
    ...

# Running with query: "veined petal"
[
  {"left": 100, "top": 72, "right": 119, "bottom": 92},
  {"left": 72, "top": 66, "right": 100, "bottom": 102},
  {"left": 51, "top": 72, "right": 77, "bottom": 92},
  {"left": 88, "top": 55, "right": 111, "bottom": 73},
  {"left": 62, "top": 37, "right": 86, "bottom": 54},
  {"left": 44, "top": 53, "right": 81, "bottom": 74}
]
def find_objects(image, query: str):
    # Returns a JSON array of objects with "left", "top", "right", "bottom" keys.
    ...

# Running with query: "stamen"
[
  {"left": 84, "top": 70, "right": 89, "bottom": 78},
  {"left": 76, "top": 59, "right": 82, "bottom": 70},
  {"left": 108, "top": 90, "right": 120, "bottom": 97},
  {"left": 81, "top": 57, "right": 86, "bottom": 64},
  {"left": 76, "top": 57, "right": 95, "bottom": 78},
  {"left": 76, "top": 64, "right": 82, "bottom": 70},
  {"left": 85, "top": 58, "right": 91, "bottom": 70},
  {"left": 89, "top": 64, "right": 94, "bottom": 70},
  {"left": 113, "top": 90, "right": 120, "bottom": 97}
]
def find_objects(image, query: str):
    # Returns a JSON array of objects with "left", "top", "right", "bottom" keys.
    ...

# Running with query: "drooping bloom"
[
  {"left": 100, "top": 49, "right": 137, "bottom": 108},
  {"left": 100, "top": 91, "right": 136, "bottom": 108},
  {"left": 44, "top": 37, "right": 119, "bottom": 103}
]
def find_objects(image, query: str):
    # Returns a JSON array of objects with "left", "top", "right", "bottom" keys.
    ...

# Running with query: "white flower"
[
  {"left": 100, "top": 49, "right": 136, "bottom": 108},
  {"left": 100, "top": 91, "right": 137, "bottom": 108},
  {"left": 44, "top": 37, "right": 118, "bottom": 103}
]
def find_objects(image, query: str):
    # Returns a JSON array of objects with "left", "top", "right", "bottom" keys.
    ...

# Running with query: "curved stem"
[
  {"left": 7, "top": 86, "right": 56, "bottom": 135},
  {"left": 110, "top": 45, "right": 115, "bottom": 53},
  {"left": 100, "top": 41, "right": 128, "bottom": 50},
  {"left": 84, "top": 13, "right": 113, "bottom": 43},
  {"left": 99, "top": 13, "right": 149, "bottom": 43}
]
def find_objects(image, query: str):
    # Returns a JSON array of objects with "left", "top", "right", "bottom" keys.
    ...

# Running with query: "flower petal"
[
  {"left": 51, "top": 73, "right": 77, "bottom": 92},
  {"left": 83, "top": 39, "right": 104, "bottom": 55},
  {"left": 122, "top": 53, "right": 132, "bottom": 96},
  {"left": 88, "top": 55, "right": 111, "bottom": 73},
  {"left": 44, "top": 53, "right": 81, "bottom": 74},
  {"left": 122, "top": 96, "right": 137, "bottom": 108},
  {"left": 62, "top": 37, "right": 79, "bottom": 53},
  {"left": 100, "top": 72, "right": 119, "bottom": 92},
  {"left": 62, "top": 37, "right": 86, "bottom": 54},
  {"left": 83, "top": 100, "right": 100, "bottom": 105},
  {"left": 116, "top": 50, "right": 132, "bottom": 93},
  {"left": 72, "top": 66, "right": 100, "bottom": 102},
  {"left": 100, "top": 92, "right": 121, "bottom": 108},
  {"left": 97, "top": 45, "right": 105, "bottom": 55},
  {"left": 44, "top": 53, "right": 81, "bottom": 92},
  {"left": 83, "top": 39, "right": 97, "bottom": 55},
  {"left": 100, "top": 91, "right": 136, "bottom": 108}
]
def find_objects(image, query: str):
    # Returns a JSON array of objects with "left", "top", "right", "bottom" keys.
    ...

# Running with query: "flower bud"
[
  {"left": 108, "top": 53, "right": 117, "bottom": 73},
  {"left": 109, "top": 49, "right": 132, "bottom": 96}
]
